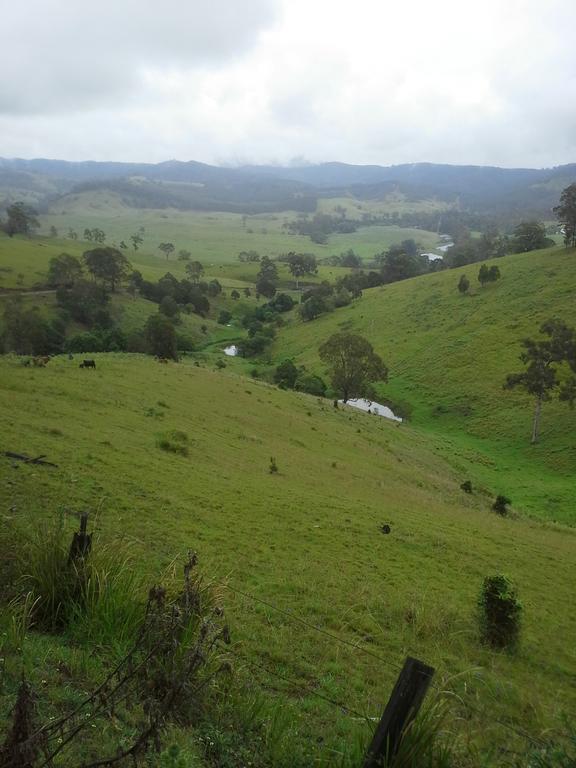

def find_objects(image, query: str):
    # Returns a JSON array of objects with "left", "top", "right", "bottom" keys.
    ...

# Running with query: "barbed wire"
[{"left": 219, "top": 581, "right": 549, "bottom": 749}]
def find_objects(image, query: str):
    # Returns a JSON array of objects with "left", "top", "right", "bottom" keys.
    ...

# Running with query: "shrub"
[
  {"left": 492, "top": 494, "right": 511, "bottom": 515},
  {"left": 215, "top": 359, "right": 226, "bottom": 369},
  {"left": 274, "top": 359, "right": 298, "bottom": 389},
  {"left": 478, "top": 574, "right": 521, "bottom": 650},
  {"left": 218, "top": 310, "right": 232, "bottom": 325},
  {"left": 269, "top": 457, "right": 278, "bottom": 474},
  {"left": 6, "top": 514, "right": 144, "bottom": 645},
  {"left": 294, "top": 372, "right": 327, "bottom": 397},
  {"left": 157, "top": 431, "right": 189, "bottom": 457},
  {"left": 460, "top": 480, "right": 473, "bottom": 494}
]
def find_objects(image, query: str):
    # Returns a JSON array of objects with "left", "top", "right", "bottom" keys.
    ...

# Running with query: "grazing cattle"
[
  {"left": 32, "top": 356, "right": 50, "bottom": 367},
  {"left": 79, "top": 359, "right": 96, "bottom": 369}
]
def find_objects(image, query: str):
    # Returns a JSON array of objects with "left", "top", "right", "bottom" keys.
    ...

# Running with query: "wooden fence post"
[
  {"left": 363, "top": 656, "right": 435, "bottom": 768},
  {"left": 68, "top": 512, "right": 92, "bottom": 564}
]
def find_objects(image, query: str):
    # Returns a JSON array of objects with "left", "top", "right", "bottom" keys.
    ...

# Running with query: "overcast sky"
[{"left": 1, "top": 0, "right": 575, "bottom": 168}]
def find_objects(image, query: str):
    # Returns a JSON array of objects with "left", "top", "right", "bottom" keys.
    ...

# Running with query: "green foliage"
[
  {"left": 157, "top": 430, "right": 190, "bottom": 457},
  {"left": 460, "top": 480, "right": 473, "bottom": 493},
  {"left": 478, "top": 263, "right": 501, "bottom": 286},
  {"left": 65, "top": 326, "right": 127, "bottom": 353},
  {"left": 319, "top": 332, "right": 388, "bottom": 402},
  {"left": 300, "top": 294, "right": 329, "bottom": 321},
  {"left": 554, "top": 183, "right": 576, "bottom": 248},
  {"left": 478, "top": 574, "right": 522, "bottom": 650},
  {"left": 47, "top": 253, "right": 83, "bottom": 288},
  {"left": 6, "top": 514, "right": 144, "bottom": 645},
  {"left": 217, "top": 310, "right": 232, "bottom": 325},
  {"left": 146, "top": 313, "right": 178, "bottom": 360},
  {"left": 294, "top": 371, "right": 326, "bottom": 396},
  {"left": 83, "top": 246, "right": 131, "bottom": 291},
  {"left": 457, "top": 274, "right": 470, "bottom": 295},
  {"left": 274, "top": 359, "right": 298, "bottom": 389},
  {"left": 185, "top": 260, "right": 204, "bottom": 282},
  {"left": 2, "top": 202, "right": 39, "bottom": 237},
  {"left": 492, "top": 494, "right": 511, "bottom": 516},
  {"left": 159, "top": 242, "right": 176, "bottom": 259},
  {"left": 160, "top": 295, "right": 181, "bottom": 320},
  {"left": 512, "top": 221, "right": 553, "bottom": 253},
  {"left": 1, "top": 300, "right": 64, "bottom": 355},
  {"left": 56, "top": 279, "right": 110, "bottom": 326}
]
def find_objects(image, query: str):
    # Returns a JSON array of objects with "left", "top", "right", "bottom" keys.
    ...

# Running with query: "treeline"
[{"left": 283, "top": 212, "right": 357, "bottom": 243}]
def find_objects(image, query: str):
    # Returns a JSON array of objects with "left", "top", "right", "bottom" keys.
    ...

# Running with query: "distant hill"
[{"left": 0, "top": 156, "right": 574, "bottom": 216}]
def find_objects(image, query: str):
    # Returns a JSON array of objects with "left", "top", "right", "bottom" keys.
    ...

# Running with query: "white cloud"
[{"left": 1, "top": 0, "right": 575, "bottom": 167}]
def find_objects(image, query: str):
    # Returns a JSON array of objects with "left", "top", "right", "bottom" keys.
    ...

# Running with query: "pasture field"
[
  {"left": 270, "top": 246, "right": 576, "bottom": 524},
  {"left": 316, "top": 193, "right": 452, "bottom": 217},
  {"left": 37, "top": 191, "right": 442, "bottom": 266},
  {"left": 1, "top": 354, "right": 575, "bottom": 765}
]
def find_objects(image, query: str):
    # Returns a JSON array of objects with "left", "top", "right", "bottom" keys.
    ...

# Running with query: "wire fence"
[{"left": 218, "top": 580, "right": 548, "bottom": 750}]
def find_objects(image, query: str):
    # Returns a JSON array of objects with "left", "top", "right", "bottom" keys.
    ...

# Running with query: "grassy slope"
[
  {"left": 272, "top": 246, "right": 576, "bottom": 523},
  {"left": 1, "top": 354, "right": 575, "bottom": 760}
]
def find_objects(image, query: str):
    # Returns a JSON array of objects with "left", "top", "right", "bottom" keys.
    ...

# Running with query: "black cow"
[{"left": 79, "top": 359, "right": 96, "bottom": 369}]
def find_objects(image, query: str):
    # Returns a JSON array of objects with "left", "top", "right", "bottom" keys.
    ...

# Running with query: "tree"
[
  {"left": 158, "top": 242, "right": 175, "bottom": 260},
  {"left": 47, "top": 253, "right": 83, "bottom": 288},
  {"left": 3, "top": 202, "right": 39, "bottom": 237},
  {"left": 285, "top": 252, "right": 317, "bottom": 288},
  {"left": 1, "top": 300, "right": 64, "bottom": 355},
  {"left": 255, "top": 277, "right": 277, "bottom": 299},
  {"left": 300, "top": 295, "right": 327, "bottom": 321},
  {"left": 478, "top": 264, "right": 500, "bottom": 287},
  {"left": 458, "top": 274, "right": 470, "bottom": 295},
  {"left": 185, "top": 261, "right": 204, "bottom": 283},
  {"left": 257, "top": 256, "right": 278, "bottom": 283},
  {"left": 83, "top": 247, "right": 131, "bottom": 292},
  {"left": 67, "top": 228, "right": 78, "bottom": 241},
  {"left": 159, "top": 295, "right": 180, "bottom": 320},
  {"left": 319, "top": 333, "right": 388, "bottom": 403},
  {"left": 130, "top": 233, "right": 144, "bottom": 251},
  {"left": 218, "top": 310, "right": 232, "bottom": 325},
  {"left": 49, "top": 225, "right": 58, "bottom": 238},
  {"left": 553, "top": 183, "right": 576, "bottom": 248},
  {"left": 230, "top": 289, "right": 240, "bottom": 300},
  {"left": 503, "top": 319, "right": 576, "bottom": 443},
  {"left": 56, "top": 280, "right": 110, "bottom": 326},
  {"left": 84, "top": 228, "right": 93, "bottom": 242},
  {"left": 178, "top": 249, "right": 192, "bottom": 261},
  {"left": 207, "top": 279, "right": 222, "bottom": 297},
  {"left": 274, "top": 359, "right": 298, "bottom": 389},
  {"left": 511, "top": 221, "right": 552, "bottom": 253},
  {"left": 145, "top": 313, "right": 177, "bottom": 360}
]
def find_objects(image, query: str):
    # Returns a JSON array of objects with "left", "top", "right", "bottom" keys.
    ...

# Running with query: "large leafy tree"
[
  {"left": 3, "top": 202, "right": 39, "bottom": 237},
  {"left": 83, "top": 247, "right": 131, "bottom": 292},
  {"left": 319, "top": 332, "right": 388, "bottom": 403},
  {"left": 158, "top": 242, "right": 175, "bottom": 260},
  {"left": 257, "top": 255, "right": 278, "bottom": 283},
  {"left": 553, "top": 183, "right": 576, "bottom": 248},
  {"left": 185, "top": 260, "right": 204, "bottom": 283},
  {"left": 47, "top": 253, "right": 83, "bottom": 288},
  {"left": 505, "top": 319, "right": 576, "bottom": 444},
  {"left": 285, "top": 252, "right": 317, "bottom": 288},
  {"left": 511, "top": 221, "right": 551, "bottom": 253},
  {"left": 145, "top": 313, "right": 177, "bottom": 360}
]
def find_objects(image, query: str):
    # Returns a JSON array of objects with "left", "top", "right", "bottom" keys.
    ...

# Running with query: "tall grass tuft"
[{"left": 8, "top": 514, "right": 147, "bottom": 651}]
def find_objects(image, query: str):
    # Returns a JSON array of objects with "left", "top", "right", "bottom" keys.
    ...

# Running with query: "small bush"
[
  {"left": 492, "top": 494, "right": 511, "bottom": 515},
  {"left": 215, "top": 359, "right": 226, "bottom": 369},
  {"left": 460, "top": 480, "right": 473, "bottom": 494},
  {"left": 269, "top": 457, "right": 278, "bottom": 474},
  {"left": 478, "top": 574, "right": 521, "bottom": 650},
  {"left": 158, "top": 431, "right": 189, "bottom": 457}
]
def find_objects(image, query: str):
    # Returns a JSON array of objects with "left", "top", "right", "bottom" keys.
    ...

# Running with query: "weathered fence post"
[
  {"left": 68, "top": 512, "right": 92, "bottom": 564},
  {"left": 363, "top": 656, "right": 435, "bottom": 768}
]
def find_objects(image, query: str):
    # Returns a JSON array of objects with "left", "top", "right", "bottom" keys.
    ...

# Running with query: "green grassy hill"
[
  {"left": 1, "top": 354, "right": 575, "bottom": 765},
  {"left": 271, "top": 246, "right": 576, "bottom": 523}
]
